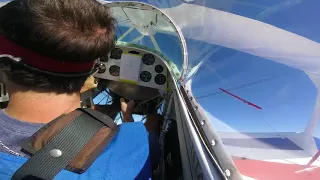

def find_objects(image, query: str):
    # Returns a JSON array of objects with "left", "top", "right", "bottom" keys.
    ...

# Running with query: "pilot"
[
  {"left": 0, "top": 0, "right": 151, "bottom": 179},
  {"left": 81, "top": 77, "right": 162, "bottom": 170},
  {"left": 119, "top": 98, "right": 162, "bottom": 170}
]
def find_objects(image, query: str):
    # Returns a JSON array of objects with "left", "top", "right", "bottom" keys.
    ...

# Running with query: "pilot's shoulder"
[
  {"left": 119, "top": 121, "right": 147, "bottom": 131},
  {"left": 112, "top": 122, "right": 149, "bottom": 145}
]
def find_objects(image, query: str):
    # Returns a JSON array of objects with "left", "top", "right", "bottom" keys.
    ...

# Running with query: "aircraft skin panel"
[
  {"left": 263, "top": 157, "right": 320, "bottom": 166},
  {"left": 315, "top": 137, "right": 320, "bottom": 150},
  {"left": 217, "top": 131, "right": 304, "bottom": 139},
  {"left": 172, "top": 82, "right": 229, "bottom": 179},
  {"left": 226, "top": 146, "right": 313, "bottom": 161},
  {"left": 241, "top": 175, "right": 256, "bottom": 180},
  {"left": 219, "top": 131, "right": 319, "bottom": 153},
  {"left": 234, "top": 158, "right": 320, "bottom": 180},
  {"left": 183, "top": 80, "right": 242, "bottom": 180},
  {"left": 222, "top": 137, "right": 303, "bottom": 150},
  {"left": 218, "top": 130, "right": 320, "bottom": 178},
  {"left": 172, "top": 92, "right": 195, "bottom": 180}
]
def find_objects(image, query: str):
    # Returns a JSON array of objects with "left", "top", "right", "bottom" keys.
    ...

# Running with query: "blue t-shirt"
[
  {"left": 0, "top": 110, "right": 44, "bottom": 156},
  {"left": 0, "top": 110, "right": 152, "bottom": 179}
]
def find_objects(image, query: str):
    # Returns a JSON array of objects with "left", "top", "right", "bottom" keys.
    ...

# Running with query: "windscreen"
[{"left": 110, "top": 4, "right": 184, "bottom": 79}]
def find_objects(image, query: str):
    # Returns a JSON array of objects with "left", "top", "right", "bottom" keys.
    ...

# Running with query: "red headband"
[{"left": 0, "top": 35, "right": 95, "bottom": 73}]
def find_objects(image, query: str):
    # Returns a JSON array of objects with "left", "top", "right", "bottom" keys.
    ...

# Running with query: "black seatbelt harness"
[{"left": 12, "top": 108, "right": 118, "bottom": 180}]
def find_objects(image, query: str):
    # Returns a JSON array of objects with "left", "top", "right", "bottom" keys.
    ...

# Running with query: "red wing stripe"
[{"left": 220, "top": 88, "right": 262, "bottom": 110}]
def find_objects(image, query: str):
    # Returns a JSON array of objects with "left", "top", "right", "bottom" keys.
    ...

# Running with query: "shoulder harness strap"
[{"left": 12, "top": 108, "right": 119, "bottom": 180}]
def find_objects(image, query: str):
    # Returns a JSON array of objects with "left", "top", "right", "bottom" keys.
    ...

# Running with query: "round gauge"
[
  {"left": 97, "top": 63, "right": 106, "bottom": 73},
  {"left": 94, "top": 63, "right": 106, "bottom": 73},
  {"left": 142, "top": 54, "right": 155, "bottom": 65},
  {"left": 155, "top": 74, "right": 166, "bottom": 85},
  {"left": 100, "top": 55, "right": 108, "bottom": 62},
  {"left": 140, "top": 71, "right": 152, "bottom": 82},
  {"left": 155, "top": 65, "right": 163, "bottom": 73},
  {"left": 110, "top": 48, "right": 123, "bottom": 60},
  {"left": 109, "top": 65, "right": 120, "bottom": 76}
]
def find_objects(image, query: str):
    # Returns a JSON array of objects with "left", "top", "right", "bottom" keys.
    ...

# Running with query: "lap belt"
[{"left": 12, "top": 108, "right": 119, "bottom": 180}]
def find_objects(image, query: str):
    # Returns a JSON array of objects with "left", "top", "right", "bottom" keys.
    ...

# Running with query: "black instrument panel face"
[
  {"left": 154, "top": 74, "right": 166, "bottom": 85},
  {"left": 100, "top": 55, "right": 108, "bottom": 62},
  {"left": 140, "top": 71, "right": 152, "bottom": 82},
  {"left": 110, "top": 48, "right": 123, "bottom": 60},
  {"left": 155, "top": 65, "right": 163, "bottom": 73},
  {"left": 94, "top": 46, "right": 170, "bottom": 91},
  {"left": 142, "top": 54, "right": 155, "bottom": 65},
  {"left": 109, "top": 65, "right": 120, "bottom": 76}
]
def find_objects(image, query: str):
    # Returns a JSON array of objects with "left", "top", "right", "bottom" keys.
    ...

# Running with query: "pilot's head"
[{"left": 0, "top": 0, "right": 115, "bottom": 94}]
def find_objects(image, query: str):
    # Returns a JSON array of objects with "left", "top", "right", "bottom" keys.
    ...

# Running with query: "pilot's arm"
[
  {"left": 120, "top": 98, "right": 135, "bottom": 122},
  {"left": 120, "top": 99, "right": 161, "bottom": 170},
  {"left": 120, "top": 99, "right": 161, "bottom": 134}
]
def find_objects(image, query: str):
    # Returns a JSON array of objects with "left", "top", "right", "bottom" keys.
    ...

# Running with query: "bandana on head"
[{"left": 0, "top": 35, "right": 94, "bottom": 73}]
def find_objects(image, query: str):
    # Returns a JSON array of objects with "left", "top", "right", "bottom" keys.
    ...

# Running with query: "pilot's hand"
[
  {"left": 80, "top": 76, "right": 97, "bottom": 94},
  {"left": 120, "top": 98, "right": 135, "bottom": 122}
]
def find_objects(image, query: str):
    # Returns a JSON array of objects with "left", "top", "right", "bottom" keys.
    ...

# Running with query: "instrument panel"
[{"left": 94, "top": 46, "right": 170, "bottom": 91}]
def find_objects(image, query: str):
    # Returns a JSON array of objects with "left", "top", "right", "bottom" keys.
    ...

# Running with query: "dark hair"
[{"left": 0, "top": 0, "right": 116, "bottom": 94}]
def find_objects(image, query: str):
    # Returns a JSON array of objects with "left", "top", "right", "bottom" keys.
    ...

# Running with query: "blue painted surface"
[
  {"left": 314, "top": 137, "right": 320, "bottom": 150},
  {"left": 222, "top": 137, "right": 303, "bottom": 150}
]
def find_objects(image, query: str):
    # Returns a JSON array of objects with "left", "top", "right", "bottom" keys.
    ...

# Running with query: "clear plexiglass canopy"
[{"left": 108, "top": 0, "right": 320, "bottom": 180}]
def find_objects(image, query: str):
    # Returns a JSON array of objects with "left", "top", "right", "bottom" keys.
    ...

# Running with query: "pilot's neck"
[{"left": 5, "top": 84, "right": 81, "bottom": 124}]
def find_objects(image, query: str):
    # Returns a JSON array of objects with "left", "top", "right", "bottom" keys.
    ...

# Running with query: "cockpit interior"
[
  {"left": 76, "top": 42, "right": 183, "bottom": 179},
  {"left": 82, "top": 42, "right": 175, "bottom": 116}
]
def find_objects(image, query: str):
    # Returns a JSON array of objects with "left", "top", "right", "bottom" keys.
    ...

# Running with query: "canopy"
[{"left": 108, "top": 0, "right": 320, "bottom": 179}]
